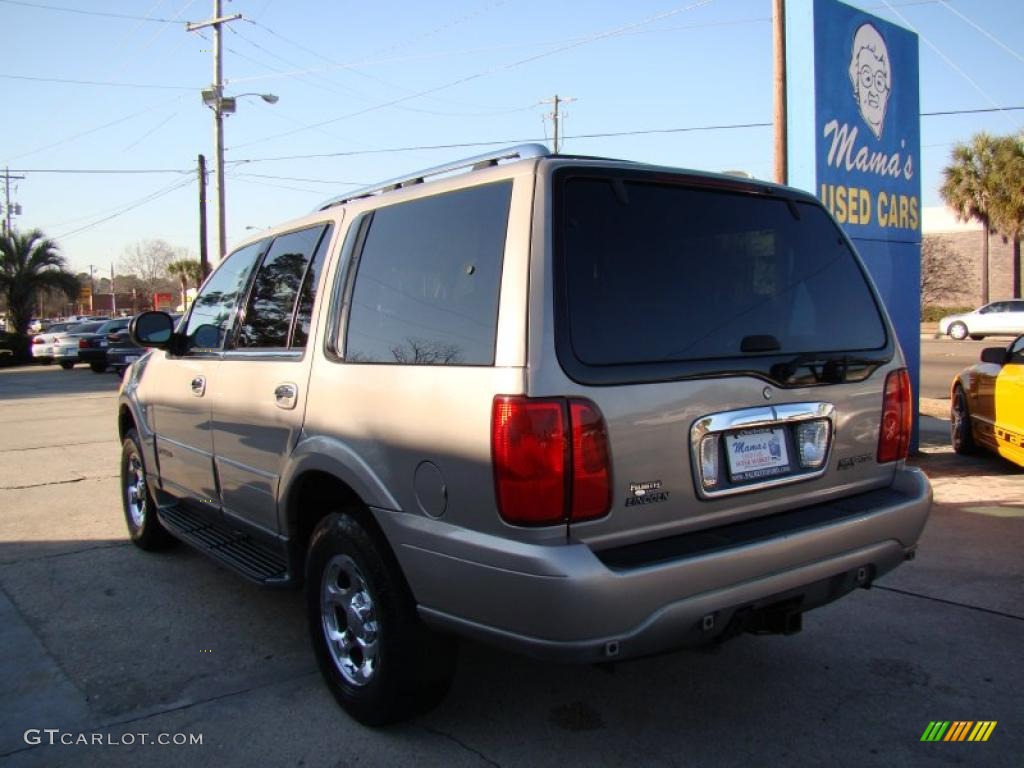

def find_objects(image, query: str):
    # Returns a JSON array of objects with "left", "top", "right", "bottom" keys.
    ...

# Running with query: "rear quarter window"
[{"left": 344, "top": 181, "right": 512, "bottom": 366}]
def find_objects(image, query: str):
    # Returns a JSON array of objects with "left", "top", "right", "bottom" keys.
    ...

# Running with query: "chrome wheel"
[
  {"left": 321, "top": 555, "right": 379, "bottom": 687},
  {"left": 949, "top": 322, "right": 968, "bottom": 340},
  {"left": 125, "top": 453, "right": 147, "bottom": 528}
]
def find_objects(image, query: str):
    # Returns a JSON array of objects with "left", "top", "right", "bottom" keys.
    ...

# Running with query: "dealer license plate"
[{"left": 725, "top": 428, "right": 790, "bottom": 482}]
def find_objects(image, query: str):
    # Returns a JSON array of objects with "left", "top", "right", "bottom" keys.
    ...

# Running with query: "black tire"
[
  {"left": 90, "top": 362, "right": 108, "bottom": 373},
  {"left": 948, "top": 322, "right": 968, "bottom": 340},
  {"left": 969, "top": 334, "right": 984, "bottom": 341},
  {"left": 120, "top": 429, "right": 175, "bottom": 550},
  {"left": 950, "top": 385, "right": 978, "bottom": 455},
  {"left": 306, "top": 512, "right": 456, "bottom": 726},
  {"left": 59, "top": 361, "right": 75, "bottom": 370}
]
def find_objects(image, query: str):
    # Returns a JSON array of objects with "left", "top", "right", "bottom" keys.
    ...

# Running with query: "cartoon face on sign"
[{"left": 847, "top": 23, "right": 890, "bottom": 139}]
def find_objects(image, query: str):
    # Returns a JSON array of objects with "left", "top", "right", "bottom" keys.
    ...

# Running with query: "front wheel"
[
  {"left": 306, "top": 512, "right": 456, "bottom": 726},
  {"left": 59, "top": 361, "right": 75, "bottom": 370},
  {"left": 951, "top": 385, "right": 978, "bottom": 455},
  {"left": 90, "top": 362, "right": 108, "bottom": 373},
  {"left": 121, "top": 429, "right": 175, "bottom": 550},
  {"left": 948, "top": 322, "right": 968, "bottom": 340}
]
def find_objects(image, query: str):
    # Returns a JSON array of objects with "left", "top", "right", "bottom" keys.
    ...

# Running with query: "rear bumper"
[
  {"left": 77, "top": 349, "right": 108, "bottom": 363},
  {"left": 376, "top": 467, "right": 931, "bottom": 663}
]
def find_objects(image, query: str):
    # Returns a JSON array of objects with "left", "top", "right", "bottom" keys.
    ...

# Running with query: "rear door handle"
[
  {"left": 274, "top": 383, "right": 298, "bottom": 410},
  {"left": 191, "top": 376, "right": 206, "bottom": 397}
]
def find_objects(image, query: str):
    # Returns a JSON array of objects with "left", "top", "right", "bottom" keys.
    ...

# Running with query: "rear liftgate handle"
[{"left": 275, "top": 383, "right": 298, "bottom": 410}]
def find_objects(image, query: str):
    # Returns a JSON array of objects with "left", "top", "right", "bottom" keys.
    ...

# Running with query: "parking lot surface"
[{"left": 0, "top": 365, "right": 1021, "bottom": 767}]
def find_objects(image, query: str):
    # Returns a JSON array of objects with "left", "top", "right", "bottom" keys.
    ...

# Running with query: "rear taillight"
[
  {"left": 877, "top": 368, "right": 912, "bottom": 463},
  {"left": 78, "top": 339, "right": 89, "bottom": 349},
  {"left": 491, "top": 396, "right": 611, "bottom": 526},
  {"left": 32, "top": 337, "right": 44, "bottom": 344}
]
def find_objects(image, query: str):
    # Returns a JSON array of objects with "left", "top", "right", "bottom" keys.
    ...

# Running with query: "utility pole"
[
  {"left": 543, "top": 95, "right": 576, "bottom": 154},
  {"left": 3, "top": 167, "right": 25, "bottom": 235},
  {"left": 198, "top": 154, "right": 210, "bottom": 279},
  {"left": 773, "top": 0, "right": 788, "bottom": 185},
  {"left": 111, "top": 264, "right": 117, "bottom": 315},
  {"left": 88, "top": 265, "right": 96, "bottom": 313},
  {"left": 187, "top": 2, "right": 241, "bottom": 265}
]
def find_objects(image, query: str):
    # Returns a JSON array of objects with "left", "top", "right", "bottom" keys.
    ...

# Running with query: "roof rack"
[{"left": 315, "top": 143, "right": 550, "bottom": 211}]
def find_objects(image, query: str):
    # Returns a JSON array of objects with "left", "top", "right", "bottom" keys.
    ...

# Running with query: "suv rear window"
[{"left": 555, "top": 172, "right": 890, "bottom": 385}]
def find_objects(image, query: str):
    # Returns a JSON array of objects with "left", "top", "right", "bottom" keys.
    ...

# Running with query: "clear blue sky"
[{"left": 1, "top": 0, "right": 1021, "bottom": 275}]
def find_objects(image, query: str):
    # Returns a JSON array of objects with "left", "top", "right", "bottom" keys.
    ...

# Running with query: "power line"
[
  {"left": 0, "top": 0, "right": 183, "bottom": 22},
  {"left": 5, "top": 169, "right": 190, "bottom": 174},
  {"left": 881, "top": 0, "right": 1018, "bottom": 130},
  {"left": 936, "top": 0, "right": 1024, "bottom": 67},
  {"left": 54, "top": 177, "right": 196, "bottom": 240},
  {"left": 6, "top": 105, "right": 1021, "bottom": 176},
  {"left": 0, "top": 73, "right": 193, "bottom": 90},
  {"left": 229, "top": 0, "right": 718, "bottom": 151}
]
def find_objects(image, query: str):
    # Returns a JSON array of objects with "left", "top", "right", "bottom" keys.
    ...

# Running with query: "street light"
[{"left": 201, "top": 88, "right": 278, "bottom": 265}]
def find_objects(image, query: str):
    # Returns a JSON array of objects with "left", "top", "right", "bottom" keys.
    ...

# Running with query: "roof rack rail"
[{"left": 315, "top": 143, "right": 550, "bottom": 211}]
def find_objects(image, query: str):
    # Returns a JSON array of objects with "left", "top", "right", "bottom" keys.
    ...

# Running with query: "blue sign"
[
  {"left": 786, "top": 0, "right": 923, "bottom": 448},
  {"left": 788, "top": 0, "right": 921, "bottom": 241}
]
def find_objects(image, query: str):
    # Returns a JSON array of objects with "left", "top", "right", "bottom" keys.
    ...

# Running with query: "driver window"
[{"left": 182, "top": 241, "right": 266, "bottom": 353}]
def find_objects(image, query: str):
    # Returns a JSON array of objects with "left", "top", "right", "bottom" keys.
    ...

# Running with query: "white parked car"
[
  {"left": 939, "top": 300, "right": 1024, "bottom": 340},
  {"left": 31, "top": 322, "right": 78, "bottom": 364},
  {"left": 51, "top": 321, "right": 106, "bottom": 369}
]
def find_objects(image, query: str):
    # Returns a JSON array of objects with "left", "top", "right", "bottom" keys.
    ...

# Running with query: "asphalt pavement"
[{"left": 0, "top": 364, "right": 1020, "bottom": 768}]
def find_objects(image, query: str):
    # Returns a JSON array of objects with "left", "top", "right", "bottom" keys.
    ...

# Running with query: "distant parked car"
[
  {"left": 951, "top": 334, "right": 1024, "bottom": 468},
  {"left": 52, "top": 321, "right": 106, "bottom": 369},
  {"left": 108, "top": 314, "right": 181, "bottom": 377},
  {"left": 31, "top": 322, "right": 77, "bottom": 364},
  {"left": 939, "top": 300, "right": 1024, "bottom": 340},
  {"left": 77, "top": 317, "right": 132, "bottom": 373}
]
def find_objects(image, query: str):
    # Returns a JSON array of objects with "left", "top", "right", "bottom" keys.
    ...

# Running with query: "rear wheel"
[
  {"left": 90, "top": 362, "right": 108, "bottom": 373},
  {"left": 969, "top": 334, "right": 984, "bottom": 341},
  {"left": 951, "top": 385, "right": 978, "bottom": 455},
  {"left": 59, "top": 361, "right": 75, "bottom": 370},
  {"left": 306, "top": 511, "right": 456, "bottom": 726},
  {"left": 948, "top": 322, "right": 968, "bottom": 340}
]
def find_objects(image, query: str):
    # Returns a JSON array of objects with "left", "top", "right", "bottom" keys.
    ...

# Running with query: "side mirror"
[
  {"left": 980, "top": 346, "right": 1008, "bottom": 365},
  {"left": 129, "top": 311, "right": 175, "bottom": 350}
]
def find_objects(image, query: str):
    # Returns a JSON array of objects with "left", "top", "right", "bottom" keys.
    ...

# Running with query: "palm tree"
[
  {"left": 0, "top": 229, "right": 80, "bottom": 350},
  {"left": 167, "top": 258, "right": 203, "bottom": 310},
  {"left": 940, "top": 133, "right": 1001, "bottom": 304},
  {"left": 990, "top": 135, "right": 1024, "bottom": 298}
]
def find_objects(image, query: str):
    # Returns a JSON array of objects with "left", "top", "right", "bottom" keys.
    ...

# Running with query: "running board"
[{"left": 158, "top": 504, "right": 290, "bottom": 586}]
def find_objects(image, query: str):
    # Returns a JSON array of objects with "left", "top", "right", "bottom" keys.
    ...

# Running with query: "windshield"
[{"left": 554, "top": 171, "right": 891, "bottom": 384}]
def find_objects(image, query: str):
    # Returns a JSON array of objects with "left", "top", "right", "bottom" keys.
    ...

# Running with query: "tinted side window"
[
  {"left": 184, "top": 240, "right": 265, "bottom": 352},
  {"left": 345, "top": 182, "right": 512, "bottom": 365},
  {"left": 291, "top": 225, "right": 333, "bottom": 349},
  {"left": 237, "top": 225, "right": 326, "bottom": 349}
]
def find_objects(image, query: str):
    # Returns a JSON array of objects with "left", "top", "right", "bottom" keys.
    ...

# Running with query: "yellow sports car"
[{"left": 951, "top": 334, "right": 1024, "bottom": 467}]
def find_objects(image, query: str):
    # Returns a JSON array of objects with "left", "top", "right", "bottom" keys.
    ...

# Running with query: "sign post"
[{"left": 786, "top": 0, "right": 922, "bottom": 449}]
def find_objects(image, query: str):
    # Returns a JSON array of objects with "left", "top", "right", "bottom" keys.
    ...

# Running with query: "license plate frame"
[{"left": 725, "top": 427, "right": 791, "bottom": 482}]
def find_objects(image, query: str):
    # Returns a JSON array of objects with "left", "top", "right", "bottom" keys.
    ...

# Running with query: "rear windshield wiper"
[{"left": 770, "top": 353, "right": 885, "bottom": 385}]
